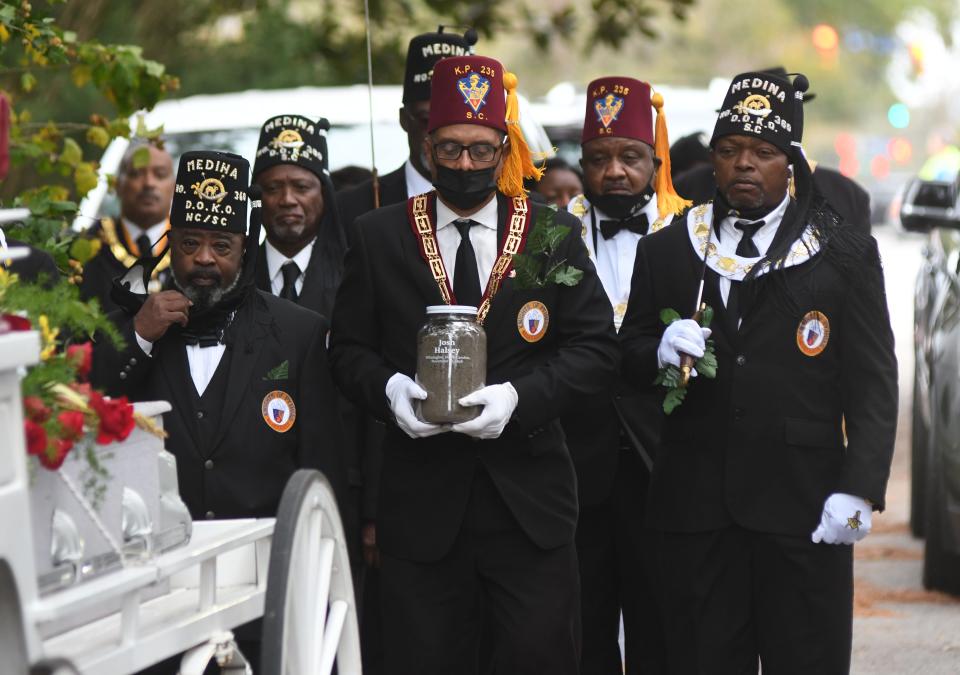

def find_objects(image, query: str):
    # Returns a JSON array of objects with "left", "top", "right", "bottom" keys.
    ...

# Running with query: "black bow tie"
[
  {"left": 179, "top": 329, "right": 222, "bottom": 348},
  {"left": 599, "top": 213, "right": 649, "bottom": 240}
]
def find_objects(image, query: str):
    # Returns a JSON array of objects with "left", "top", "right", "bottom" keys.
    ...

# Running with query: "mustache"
[{"left": 187, "top": 270, "right": 221, "bottom": 283}]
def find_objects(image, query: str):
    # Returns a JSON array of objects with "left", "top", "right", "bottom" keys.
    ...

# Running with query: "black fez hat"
[
  {"left": 711, "top": 71, "right": 809, "bottom": 155},
  {"left": 253, "top": 114, "right": 329, "bottom": 180},
  {"left": 402, "top": 26, "right": 477, "bottom": 105},
  {"left": 171, "top": 150, "right": 250, "bottom": 234}
]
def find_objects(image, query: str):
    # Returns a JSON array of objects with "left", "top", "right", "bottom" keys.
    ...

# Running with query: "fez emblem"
[
  {"left": 262, "top": 390, "right": 296, "bottom": 433},
  {"left": 734, "top": 94, "right": 772, "bottom": 119},
  {"left": 517, "top": 301, "right": 549, "bottom": 343},
  {"left": 594, "top": 94, "right": 624, "bottom": 129},
  {"left": 796, "top": 310, "right": 830, "bottom": 357},
  {"left": 274, "top": 129, "right": 305, "bottom": 149},
  {"left": 192, "top": 177, "right": 227, "bottom": 202},
  {"left": 457, "top": 73, "right": 491, "bottom": 113}
]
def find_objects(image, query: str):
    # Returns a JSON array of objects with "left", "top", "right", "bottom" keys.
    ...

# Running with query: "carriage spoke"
[{"left": 319, "top": 599, "right": 348, "bottom": 675}]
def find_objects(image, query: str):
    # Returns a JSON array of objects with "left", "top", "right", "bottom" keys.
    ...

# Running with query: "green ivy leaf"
[
  {"left": 131, "top": 145, "right": 151, "bottom": 169},
  {"left": 663, "top": 387, "right": 687, "bottom": 414},
  {"left": 59, "top": 137, "right": 83, "bottom": 167},
  {"left": 20, "top": 72, "right": 36, "bottom": 93},
  {"left": 660, "top": 308, "right": 681, "bottom": 325},
  {"left": 86, "top": 126, "right": 110, "bottom": 148},
  {"left": 511, "top": 253, "right": 543, "bottom": 290},
  {"left": 74, "top": 162, "right": 99, "bottom": 196},
  {"left": 548, "top": 264, "right": 583, "bottom": 287},
  {"left": 700, "top": 305, "right": 714, "bottom": 328}
]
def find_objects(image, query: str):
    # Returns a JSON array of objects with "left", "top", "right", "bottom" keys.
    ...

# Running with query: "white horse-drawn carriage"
[{"left": 0, "top": 320, "right": 361, "bottom": 674}]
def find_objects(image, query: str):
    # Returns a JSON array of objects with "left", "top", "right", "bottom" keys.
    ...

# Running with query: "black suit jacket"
[
  {"left": 336, "top": 165, "right": 408, "bottom": 246},
  {"left": 329, "top": 193, "right": 620, "bottom": 561},
  {"left": 254, "top": 242, "right": 338, "bottom": 319},
  {"left": 674, "top": 164, "right": 872, "bottom": 233},
  {"left": 91, "top": 290, "right": 348, "bottom": 521},
  {"left": 618, "top": 209, "right": 898, "bottom": 536},
  {"left": 5, "top": 238, "right": 59, "bottom": 284}
]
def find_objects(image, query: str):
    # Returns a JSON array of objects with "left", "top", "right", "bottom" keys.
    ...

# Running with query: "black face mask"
[
  {"left": 585, "top": 185, "right": 654, "bottom": 220},
  {"left": 433, "top": 165, "right": 498, "bottom": 210}
]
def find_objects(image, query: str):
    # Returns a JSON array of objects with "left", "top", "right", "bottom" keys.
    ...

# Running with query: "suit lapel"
[
  {"left": 478, "top": 194, "right": 518, "bottom": 335},
  {"left": 400, "top": 195, "right": 450, "bottom": 306},
  {"left": 209, "top": 296, "right": 273, "bottom": 453},
  {"left": 296, "top": 241, "right": 328, "bottom": 315},
  {"left": 254, "top": 245, "right": 270, "bottom": 294}
]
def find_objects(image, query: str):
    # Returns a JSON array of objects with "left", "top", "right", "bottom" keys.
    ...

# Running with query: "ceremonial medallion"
[
  {"left": 517, "top": 301, "right": 549, "bottom": 343},
  {"left": 796, "top": 311, "right": 830, "bottom": 357},
  {"left": 261, "top": 390, "right": 296, "bottom": 433},
  {"left": 594, "top": 94, "right": 624, "bottom": 128},
  {"left": 275, "top": 129, "right": 304, "bottom": 149},
  {"left": 458, "top": 73, "right": 491, "bottom": 113}
]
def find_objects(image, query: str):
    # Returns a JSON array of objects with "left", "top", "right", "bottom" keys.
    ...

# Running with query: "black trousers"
[
  {"left": 380, "top": 466, "right": 581, "bottom": 675},
  {"left": 576, "top": 448, "right": 666, "bottom": 675},
  {"left": 652, "top": 525, "right": 853, "bottom": 675}
]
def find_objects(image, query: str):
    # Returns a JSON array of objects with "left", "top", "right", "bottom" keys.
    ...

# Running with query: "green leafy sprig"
[
  {"left": 511, "top": 206, "right": 584, "bottom": 290},
  {"left": 653, "top": 306, "right": 717, "bottom": 414}
]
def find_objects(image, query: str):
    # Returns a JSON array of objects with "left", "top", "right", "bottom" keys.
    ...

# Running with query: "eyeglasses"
[{"left": 433, "top": 139, "right": 505, "bottom": 163}]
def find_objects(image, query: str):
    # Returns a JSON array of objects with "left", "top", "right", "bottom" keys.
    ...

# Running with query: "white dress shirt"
[
  {"left": 435, "top": 195, "right": 499, "bottom": 290},
  {"left": 135, "top": 332, "right": 225, "bottom": 396},
  {"left": 590, "top": 197, "right": 661, "bottom": 313},
  {"left": 716, "top": 192, "right": 791, "bottom": 306},
  {"left": 265, "top": 237, "right": 316, "bottom": 296},
  {"left": 404, "top": 158, "right": 434, "bottom": 198},
  {"left": 122, "top": 217, "right": 168, "bottom": 255}
]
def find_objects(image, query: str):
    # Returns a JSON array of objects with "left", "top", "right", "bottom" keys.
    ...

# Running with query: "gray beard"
[{"left": 173, "top": 270, "right": 240, "bottom": 311}]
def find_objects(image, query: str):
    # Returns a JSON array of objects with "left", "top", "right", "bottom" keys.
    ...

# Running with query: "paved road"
[{"left": 852, "top": 227, "right": 960, "bottom": 674}]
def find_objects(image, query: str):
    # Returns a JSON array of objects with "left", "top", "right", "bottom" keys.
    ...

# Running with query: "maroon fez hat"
[
  {"left": 581, "top": 76, "right": 653, "bottom": 146},
  {"left": 427, "top": 55, "right": 507, "bottom": 134}
]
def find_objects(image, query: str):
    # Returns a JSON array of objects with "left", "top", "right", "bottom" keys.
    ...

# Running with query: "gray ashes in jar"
[{"left": 416, "top": 305, "right": 487, "bottom": 424}]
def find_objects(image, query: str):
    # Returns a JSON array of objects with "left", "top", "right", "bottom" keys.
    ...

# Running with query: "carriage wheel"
[{"left": 260, "top": 470, "right": 361, "bottom": 675}]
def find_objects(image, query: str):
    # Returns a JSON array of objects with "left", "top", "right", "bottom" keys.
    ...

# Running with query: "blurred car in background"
[
  {"left": 75, "top": 85, "right": 553, "bottom": 228},
  {"left": 901, "top": 175, "right": 960, "bottom": 595}
]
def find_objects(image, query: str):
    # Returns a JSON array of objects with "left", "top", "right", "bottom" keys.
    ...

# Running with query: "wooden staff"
[{"left": 362, "top": 0, "right": 380, "bottom": 209}]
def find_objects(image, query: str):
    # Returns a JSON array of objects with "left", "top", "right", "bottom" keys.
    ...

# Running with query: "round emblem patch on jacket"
[
  {"left": 797, "top": 311, "right": 830, "bottom": 357},
  {"left": 262, "top": 390, "right": 296, "bottom": 433},
  {"left": 517, "top": 301, "right": 549, "bottom": 343}
]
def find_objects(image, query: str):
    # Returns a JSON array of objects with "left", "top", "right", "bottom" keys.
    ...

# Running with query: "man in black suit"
[
  {"left": 337, "top": 27, "right": 475, "bottom": 236},
  {"left": 329, "top": 55, "right": 619, "bottom": 674},
  {"left": 80, "top": 140, "right": 175, "bottom": 312},
  {"left": 91, "top": 150, "right": 346, "bottom": 521},
  {"left": 253, "top": 114, "right": 346, "bottom": 319},
  {"left": 619, "top": 71, "right": 898, "bottom": 673},
  {"left": 563, "top": 75, "right": 689, "bottom": 675},
  {"left": 673, "top": 68, "right": 871, "bottom": 233}
]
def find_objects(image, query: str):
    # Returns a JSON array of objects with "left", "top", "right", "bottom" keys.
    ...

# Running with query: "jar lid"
[{"left": 425, "top": 304, "right": 478, "bottom": 316}]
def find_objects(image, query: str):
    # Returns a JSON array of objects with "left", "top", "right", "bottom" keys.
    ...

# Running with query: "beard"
[{"left": 173, "top": 268, "right": 240, "bottom": 311}]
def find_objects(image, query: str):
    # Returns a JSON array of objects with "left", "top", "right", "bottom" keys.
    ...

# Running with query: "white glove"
[
  {"left": 385, "top": 373, "right": 449, "bottom": 439},
  {"left": 657, "top": 319, "right": 712, "bottom": 374},
  {"left": 811, "top": 493, "right": 872, "bottom": 545},
  {"left": 451, "top": 383, "right": 519, "bottom": 440}
]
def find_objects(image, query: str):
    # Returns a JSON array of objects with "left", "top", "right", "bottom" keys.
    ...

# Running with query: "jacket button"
[
  {"left": 204, "top": 459, "right": 214, "bottom": 470},
  {"left": 119, "top": 371, "right": 127, "bottom": 380},
  {"left": 736, "top": 355, "right": 746, "bottom": 366},
  {"left": 196, "top": 410, "right": 205, "bottom": 419},
  {"left": 205, "top": 511, "right": 215, "bottom": 519},
  {"left": 129, "top": 357, "right": 137, "bottom": 366},
  {"left": 734, "top": 407, "right": 745, "bottom": 420}
]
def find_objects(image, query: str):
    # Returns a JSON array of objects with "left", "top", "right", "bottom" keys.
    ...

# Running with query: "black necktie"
[
  {"left": 279, "top": 261, "right": 300, "bottom": 302},
  {"left": 599, "top": 213, "right": 649, "bottom": 240},
  {"left": 136, "top": 233, "right": 152, "bottom": 259},
  {"left": 726, "top": 220, "right": 764, "bottom": 328},
  {"left": 453, "top": 219, "right": 482, "bottom": 308},
  {"left": 734, "top": 219, "right": 764, "bottom": 257}
]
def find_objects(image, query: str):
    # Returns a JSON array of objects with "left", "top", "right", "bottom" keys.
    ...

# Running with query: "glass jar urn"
[{"left": 416, "top": 305, "right": 487, "bottom": 424}]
